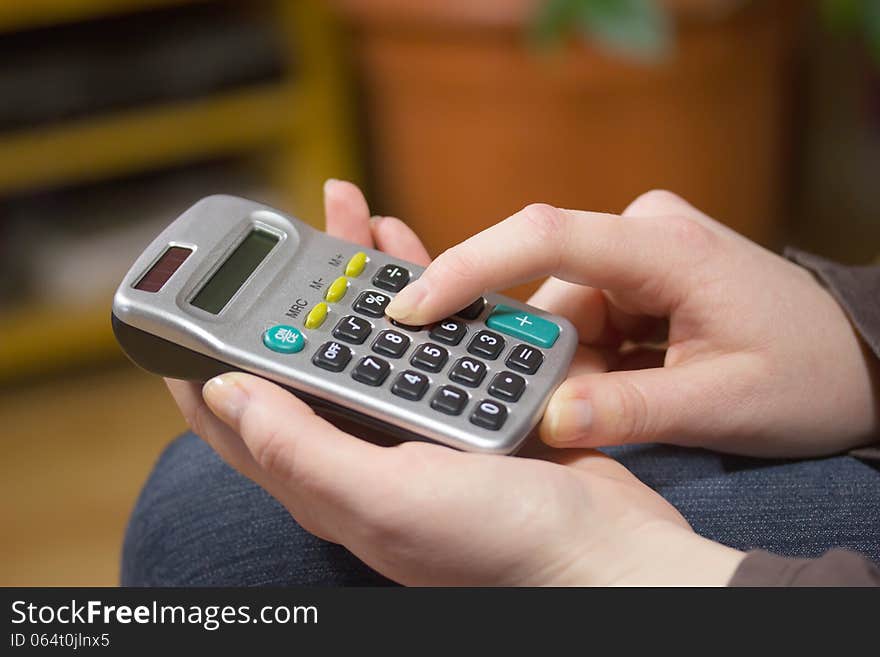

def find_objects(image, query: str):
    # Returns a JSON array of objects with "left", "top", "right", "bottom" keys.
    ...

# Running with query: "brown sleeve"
[
  {"left": 784, "top": 247, "right": 880, "bottom": 362},
  {"left": 730, "top": 549, "right": 880, "bottom": 586}
]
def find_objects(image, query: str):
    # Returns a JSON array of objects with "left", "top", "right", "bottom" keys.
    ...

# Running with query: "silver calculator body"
[{"left": 112, "top": 195, "right": 577, "bottom": 454}]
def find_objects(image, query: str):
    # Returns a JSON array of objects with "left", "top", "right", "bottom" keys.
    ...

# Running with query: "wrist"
[{"left": 577, "top": 522, "right": 746, "bottom": 587}]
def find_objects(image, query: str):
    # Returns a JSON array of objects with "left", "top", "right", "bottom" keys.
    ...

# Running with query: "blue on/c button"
[
  {"left": 485, "top": 305, "right": 560, "bottom": 348},
  {"left": 263, "top": 324, "right": 305, "bottom": 353}
]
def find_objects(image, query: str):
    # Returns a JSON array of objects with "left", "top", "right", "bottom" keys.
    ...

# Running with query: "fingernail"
[
  {"left": 203, "top": 373, "right": 249, "bottom": 423},
  {"left": 549, "top": 398, "right": 593, "bottom": 444},
  {"left": 323, "top": 178, "right": 341, "bottom": 193},
  {"left": 385, "top": 281, "right": 427, "bottom": 321}
]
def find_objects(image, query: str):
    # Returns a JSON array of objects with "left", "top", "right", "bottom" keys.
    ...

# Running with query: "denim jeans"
[{"left": 121, "top": 432, "right": 880, "bottom": 586}]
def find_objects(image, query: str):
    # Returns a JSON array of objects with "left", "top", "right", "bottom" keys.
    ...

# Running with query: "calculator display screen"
[{"left": 190, "top": 229, "right": 278, "bottom": 314}]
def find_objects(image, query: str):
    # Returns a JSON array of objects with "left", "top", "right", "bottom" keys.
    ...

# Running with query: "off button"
[{"left": 263, "top": 324, "right": 305, "bottom": 354}]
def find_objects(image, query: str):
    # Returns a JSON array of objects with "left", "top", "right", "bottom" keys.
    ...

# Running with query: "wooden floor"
[{"left": 0, "top": 363, "right": 187, "bottom": 586}]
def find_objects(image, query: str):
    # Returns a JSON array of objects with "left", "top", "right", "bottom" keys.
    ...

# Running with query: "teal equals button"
[{"left": 485, "top": 305, "right": 560, "bottom": 348}]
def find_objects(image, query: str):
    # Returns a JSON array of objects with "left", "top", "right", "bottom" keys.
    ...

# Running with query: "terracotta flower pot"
[{"left": 333, "top": 0, "right": 802, "bottom": 298}]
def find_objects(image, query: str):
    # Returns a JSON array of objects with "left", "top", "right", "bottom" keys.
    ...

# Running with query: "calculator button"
[
  {"left": 488, "top": 372, "right": 526, "bottom": 402},
  {"left": 470, "top": 399, "right": 508, "bottom": 431},
  {"left": 410, "top": 343, "right": 449, "bottom": 372},
  {"left": 431, "top": 385, "right": 469, "bottom": 416},
  {"left": 372, "top": 264, "right": 410, "bottom": 292},
  {"left": 351, "top": 355, "right": 391, "bottom": 386},
  {"left": 430, "top": 319, "right": 467, "bottom": 345},
  {"left": 325, "top": 276, "right": 349, "bottom": 303},
  {"left": 304, "top": 302, "right": 329, "bottom": 329},
  {"left": 467, "top": 330, "right": 505, "bottom": 360},
  {"left": 353, "top": 290, "right": 391, "bottom": 317},
  {"left": 312, "top": 341, "right": 352, "bottom": 372},
  {"left": 263, "top": 324, "right": 305, "bottom": 354},
  {"left": 506, "top": 344, "right": 544, "bottom": 374},
  {"left": 391, "top": 370, "right": 430, "bottom": 401},
  {"left": 448, "top": 357, "right": 487, "bottom": 388},
  {"left": 486, "top": 304, "right": 560, "bottom": 348},
  {"left": 333, "top": 315, "right": 372, "bottom": 344},
  {"left": 345, "top": 252, "right": 367, "bottom": 277},
  {"left": 372, "top": 330, "right": 411, "bottom": 358},
  {"left": 456, "top": 297, "right": 486, "bottom": 320},
  {"left": 390, "top": 319, "right": 424, "bottom": 332}
]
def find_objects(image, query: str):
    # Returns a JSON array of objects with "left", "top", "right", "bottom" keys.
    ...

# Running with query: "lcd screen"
[
  {"left": 190, "top": 229, "right": 278, "bottom": 314},
  {"left": 134, "top": 246, "right": 192, "bottom": 293}
]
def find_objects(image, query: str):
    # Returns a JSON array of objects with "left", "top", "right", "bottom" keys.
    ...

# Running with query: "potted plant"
[{"left": 331, "top": 0, "right": 805, "bottom": 297}]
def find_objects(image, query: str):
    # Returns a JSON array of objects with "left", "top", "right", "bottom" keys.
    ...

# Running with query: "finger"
[
  {"left": 528, "top": 277, "right": 665, "bottom": 346},
  {"left": 385, "top": 202, "right": 715, "bottom": 324},
  {"left": 539, "top": 354, "right": 756, "bottom": 448},
  {"left": 624, "top": 189, "right": 741, "bottom": 241},
  {"left": 323, "top": 179, "right": 374, "bottom": 247},
  {"left": 201, "top": 372, "right": 397, "bottom": 522},
  {"left": 370, "top": 215, "right": 432, "bottom": 266}
]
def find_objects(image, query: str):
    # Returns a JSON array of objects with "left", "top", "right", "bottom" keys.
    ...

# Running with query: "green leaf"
[{"left": 531, "top": 0, "right": 671, "bottom": 61}]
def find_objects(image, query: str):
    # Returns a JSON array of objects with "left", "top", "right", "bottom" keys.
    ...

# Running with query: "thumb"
[{"left": 540, "top": 355, "right": 755, "bottom": 448}]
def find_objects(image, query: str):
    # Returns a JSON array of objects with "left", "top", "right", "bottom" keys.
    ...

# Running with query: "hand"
[
  {"left": 165, "top": 181, "right": 744, "bottom": 585},
  {"left": 385, "top": 191, "right": 879, "bottom": 458}
]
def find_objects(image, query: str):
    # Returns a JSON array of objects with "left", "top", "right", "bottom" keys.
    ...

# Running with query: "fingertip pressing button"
[
  {"left": 263, "top": 324, "right": 305, "bottom": 353},
  {"left": 325, "top": 276, "right": 349, "bottom": 302},
  {"left": 345, "top": 252, "right": 367, "bottom": 277},
  {"left": 304, "top": 302, "right": 329, "bottom": 329}
]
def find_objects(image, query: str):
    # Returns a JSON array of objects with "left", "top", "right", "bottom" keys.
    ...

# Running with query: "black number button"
[
  {"left": 391, "top": 370, "right": 430, "bottom": 401},
  {"left": 351, "top": 355, "right": 391, "bottom": 386},
  {"left": 372, "top": 264, "right": 410, "bottom": 292},
  {"left": 430, "top": 319, "right": 467, "bottom": 346},
  {"left": 312, "top": 341, "right": 352, "bottom": 372},
  {"left": 353, "top": 290, "right": 391, "bottom": 318},
  {"left": 456, "top": 297, "right": 486, "bottom": 320},
  {"left": 333, "top": 315, "right": 372, "bottom": 344},
  {"left": 506, "top": 344, "right": 544, "bottom": 374},
  {"left": 470, "top": 399, "right": 508, "bottom": 431},
  {"left": 448, "top": 357, "right": 486, "bottom": 388},
  {"left": 410, "top": 343, "right": 449, "bottom": 372},
  {"left": 488, "top": 371, "right": 526, "bottom": 402},
  {"left": 431, "top": 385, "right": 469, "bottom": 416},
  {"left": 467, "top": 330, "right": 505, "bottom": 360},
  {"left": 372, "top": 330, "right": 410, "bottom": 358}
]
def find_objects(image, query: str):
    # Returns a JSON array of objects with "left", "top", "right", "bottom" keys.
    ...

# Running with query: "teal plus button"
[
  {"left": 263, "top": 324, "right": 305, "bottom": 354},
  {"left": 486, "top": 305, "right": 559, "bottom": 348}
]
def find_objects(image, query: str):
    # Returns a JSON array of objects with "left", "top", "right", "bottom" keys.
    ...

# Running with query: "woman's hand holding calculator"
[{"left": 166, "top": 180, "right": 876, "bottom": 585}]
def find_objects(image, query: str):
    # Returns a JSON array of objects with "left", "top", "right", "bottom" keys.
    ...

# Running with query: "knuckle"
[
  {"left": 247, "top": 421, "right": 290, "bottom": 479},
  {"left": 657, "top": 213, "right": 716, "bottom": 255},
  {"left": 608, "top": 378, "right": 652, "bottom": 444},
  {"left": 625, "top": 189, "right": 684, "bottom": 216},
  {"left": 519, "top": 203, "right": 566, "bottom": 243}
]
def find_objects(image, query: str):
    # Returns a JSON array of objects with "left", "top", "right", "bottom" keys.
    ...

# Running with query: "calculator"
[{"left": 112, "top": 195, "right": 577, "bottom": 454}]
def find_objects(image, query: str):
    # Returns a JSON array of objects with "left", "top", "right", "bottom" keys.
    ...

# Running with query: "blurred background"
[{"left": 0, "top": 0, "right": 878, "bottom": 585}]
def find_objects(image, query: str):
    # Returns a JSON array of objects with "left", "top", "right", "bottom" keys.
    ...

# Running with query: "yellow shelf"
[
  {"left": 0, "top": 300, "right": 121, "bottom": 381},
  {"left": 0, "top": 84, "right": 298, "bottom": 197},
  {"left": 0, "top": 0, "right": 205, "bottom": 33}
]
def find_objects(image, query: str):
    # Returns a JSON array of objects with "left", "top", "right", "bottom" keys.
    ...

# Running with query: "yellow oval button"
[
  {"left": 345, "top": 252, "right": 367, "bottom": 277},
  {"left": 325, "top": 276, "right": 349, "bottom": 303},
  {"left": 304, "top": 302, "right": 328, "bottom": 329}
]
